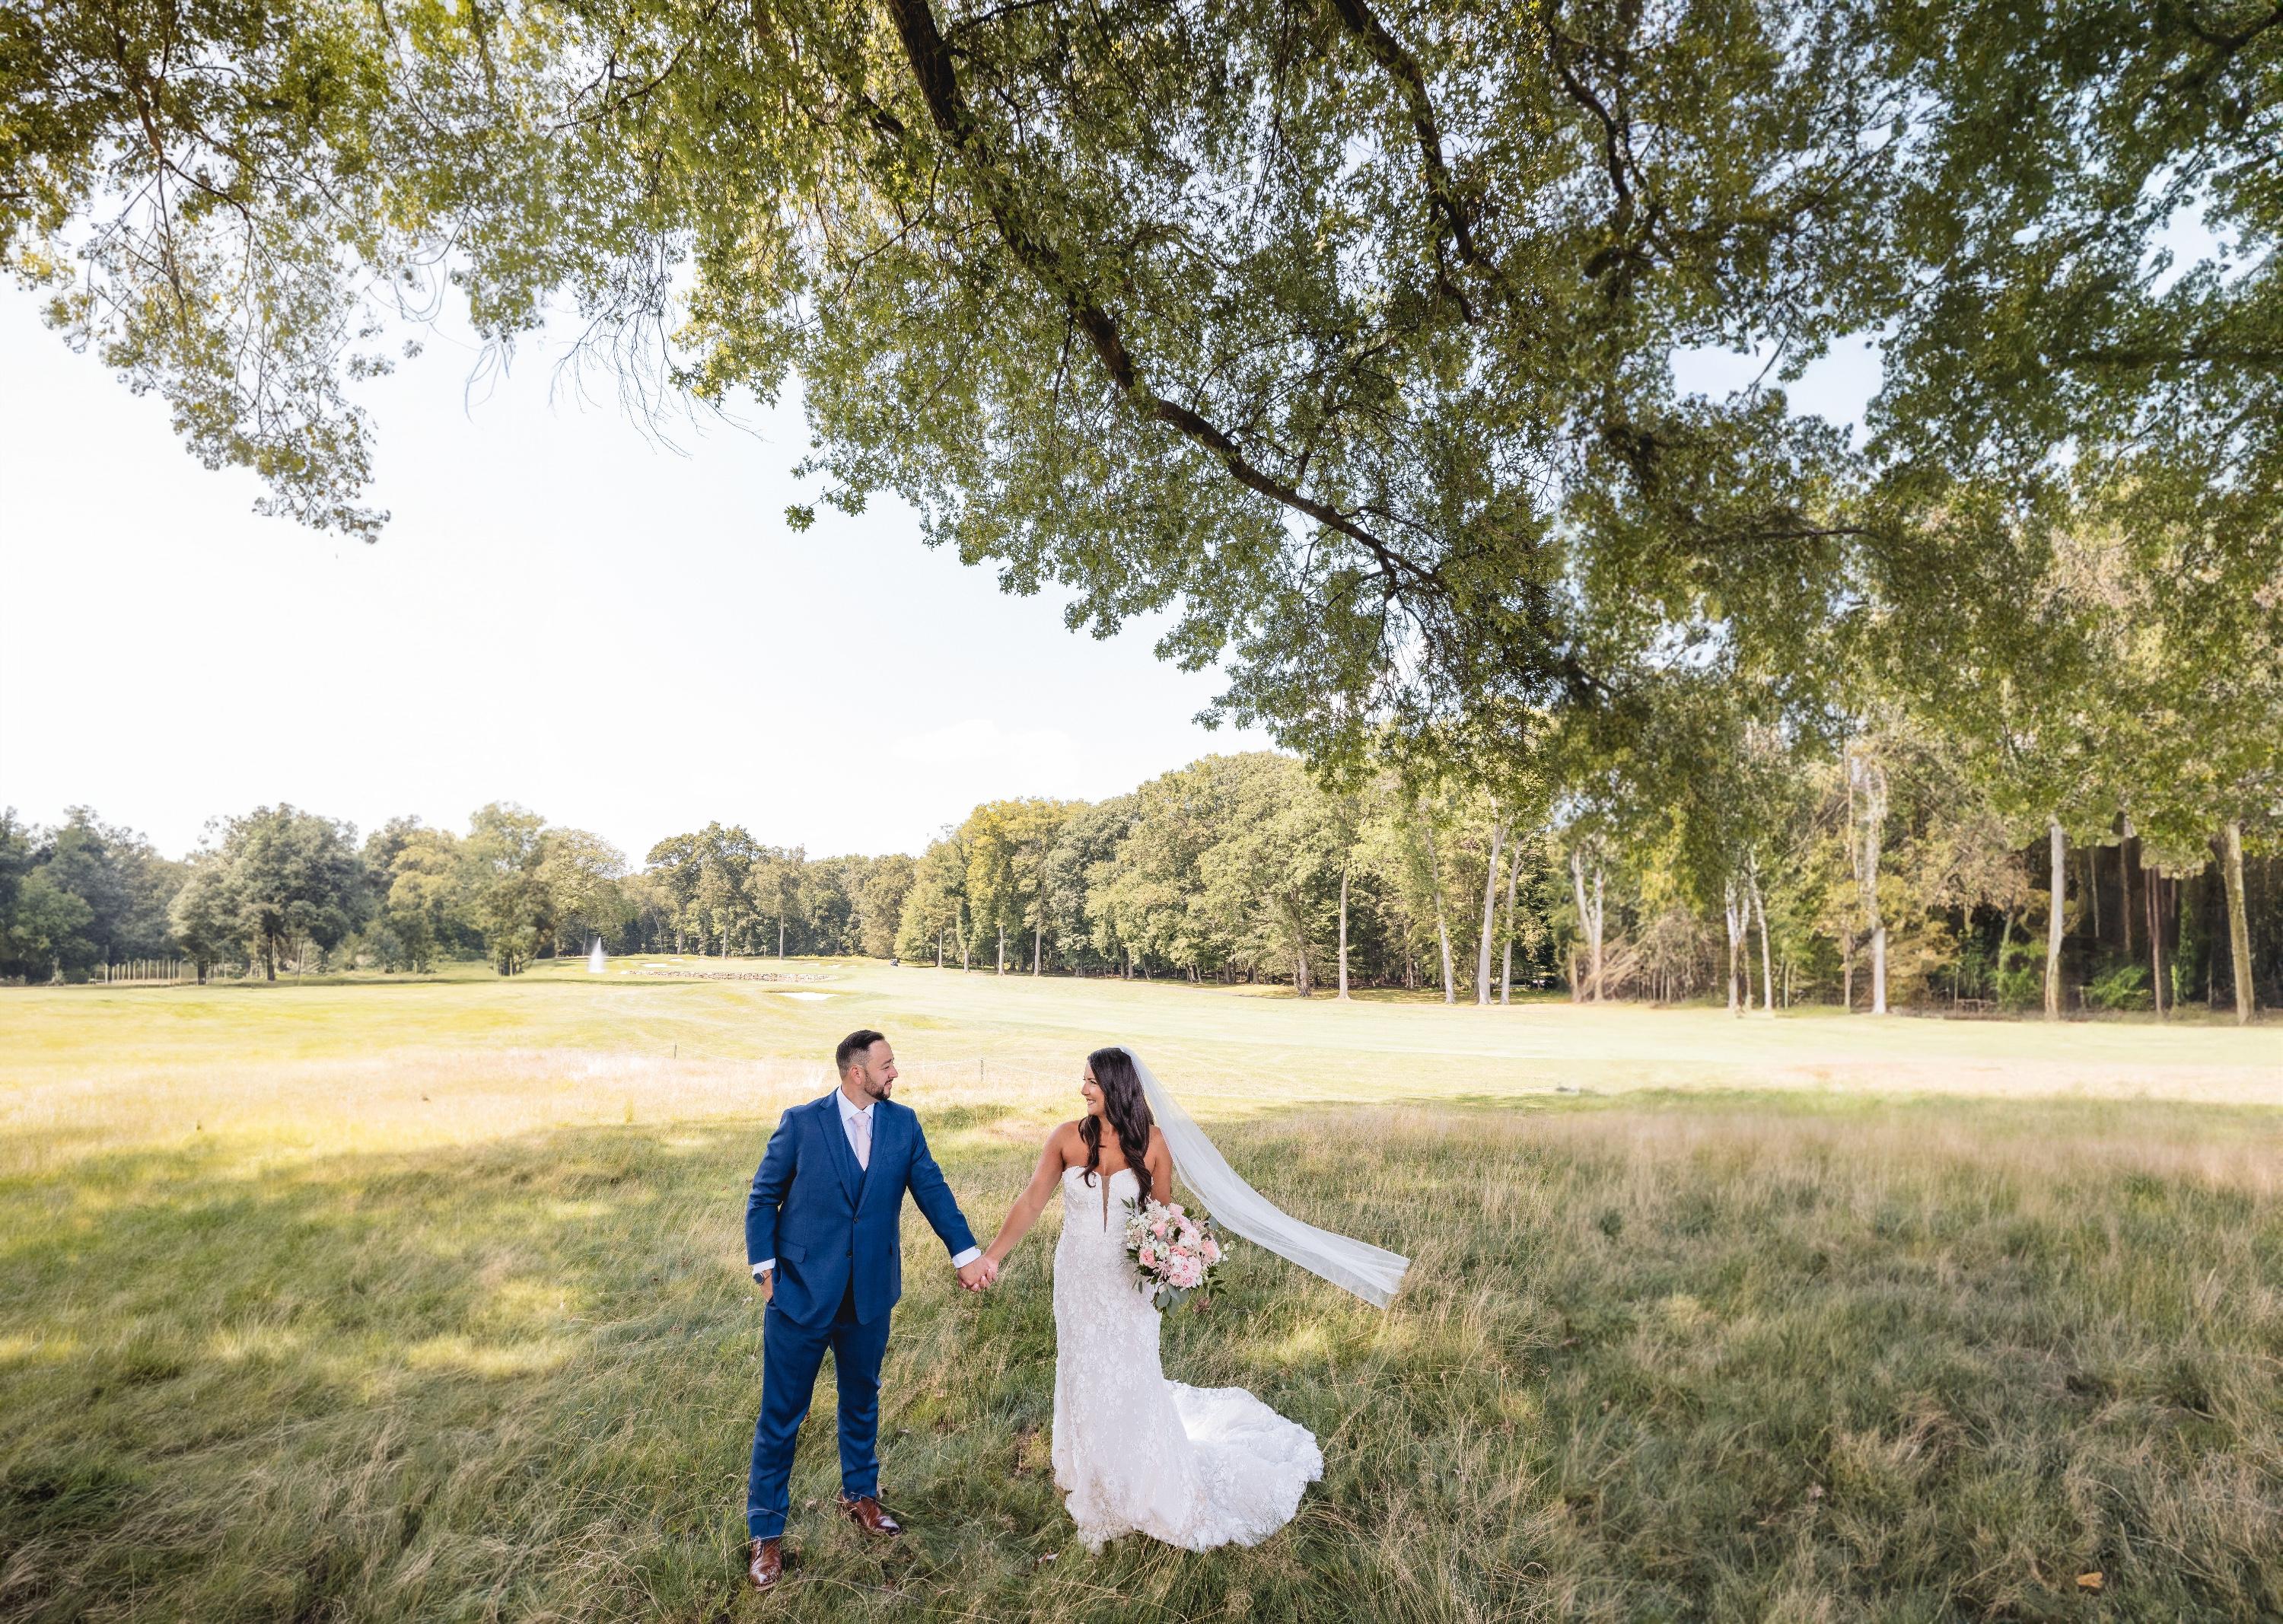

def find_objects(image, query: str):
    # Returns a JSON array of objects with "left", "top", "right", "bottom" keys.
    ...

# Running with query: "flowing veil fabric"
[{"left": 1118, "top": 1047, "right": 1409, "bottom": 1307}]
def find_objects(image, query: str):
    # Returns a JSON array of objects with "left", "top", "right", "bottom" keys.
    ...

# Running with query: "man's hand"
[
  {"left": 754, "top": 1267, "right": 773, "bottom": 1302},
  {"left": 956, "top": 1257, "right": 996, "bottom": 1292}
]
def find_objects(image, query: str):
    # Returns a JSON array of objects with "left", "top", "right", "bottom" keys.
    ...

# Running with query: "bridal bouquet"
[{"left": 1122, "top": 1196, "right": 1224, "bottom": 1310}]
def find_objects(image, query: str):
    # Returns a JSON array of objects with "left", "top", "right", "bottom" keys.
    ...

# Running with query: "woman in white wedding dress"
[{"left": 979, "top": 1046, "right": 1406, "bottom": 1552}]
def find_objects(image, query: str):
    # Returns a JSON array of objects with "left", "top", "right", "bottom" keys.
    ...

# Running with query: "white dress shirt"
[{"left": 754, "top": 1091, "right": 980, "bottom": 1279}]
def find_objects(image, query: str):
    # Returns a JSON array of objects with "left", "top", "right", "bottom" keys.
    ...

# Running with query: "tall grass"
[
  {"left": 2, "top": 973, "right": 2278, "bottom": 1621},
  {"left": 5, "top": 1100, "right": 2280, "bottom": 1619}
]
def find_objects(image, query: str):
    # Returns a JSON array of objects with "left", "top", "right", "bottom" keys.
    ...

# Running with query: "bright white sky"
[
  {"left": 0, "top": 285, "right": 1282, "bottom": 862},
  {"left": 0, "top": 282, "right": 1883, "bottom": 865}
]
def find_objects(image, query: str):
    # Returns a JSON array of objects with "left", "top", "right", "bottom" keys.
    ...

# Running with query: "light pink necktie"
[{"left": 852, "top": 1109, "right": 871, "bottom": 1171}]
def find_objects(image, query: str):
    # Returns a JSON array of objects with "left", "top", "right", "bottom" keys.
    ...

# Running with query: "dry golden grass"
[{"left": 2, "top": 964, "right": 2278, "bottom": 1622}]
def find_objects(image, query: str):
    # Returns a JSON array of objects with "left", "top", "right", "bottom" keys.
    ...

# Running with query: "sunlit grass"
[{"left": 1, "top": 968, "right": 2278, "bottom": 1622}]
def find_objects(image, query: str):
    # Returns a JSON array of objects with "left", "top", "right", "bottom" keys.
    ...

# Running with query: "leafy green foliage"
[
  {"left": 463, "top": 803, "right": 553, "bottom": 975},
  {"left": 168, "top": 804, "right": 373, "bottom": 979},
  {"left": 25, "top": 0, "right": 2237, "bottom": 770},
  {"left": 0, "top": 809, "right": 183, "bottom": 981},
  {"left": 8, "top": 0, "right": 2275, "bottom": 1008},
  {"left": 2083, "top": 958, "right": 2153, "bottom": 1013}
]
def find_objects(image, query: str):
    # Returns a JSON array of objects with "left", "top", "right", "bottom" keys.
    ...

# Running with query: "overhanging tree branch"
[
  {"left": 1321, "top": 0, "right": 1501, "bottom": 295},
  {"left": 878, "top": 0, "right": 1444, "bottom": 594}
]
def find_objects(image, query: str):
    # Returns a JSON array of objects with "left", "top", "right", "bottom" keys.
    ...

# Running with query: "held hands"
[{"left": 759, "top": 1262, "right": 995, "bottom": 1298}]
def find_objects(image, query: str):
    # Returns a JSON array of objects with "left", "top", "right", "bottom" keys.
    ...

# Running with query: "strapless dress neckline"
[{"left": 1062, "top": 1164, "right": 1138, "bottom": 1184}]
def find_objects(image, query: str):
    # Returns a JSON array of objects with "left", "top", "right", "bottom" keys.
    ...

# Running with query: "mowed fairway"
[{"left": 2, "top": 964, "right": 2279, "bottom": 1623}]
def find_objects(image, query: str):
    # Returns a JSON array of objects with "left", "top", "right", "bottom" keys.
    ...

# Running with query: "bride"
[{"left": 979, "top": 1046, "right": 1408, "bottom": 1551}]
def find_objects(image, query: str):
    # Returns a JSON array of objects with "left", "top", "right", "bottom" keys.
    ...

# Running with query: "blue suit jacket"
[{"left": 745, "top": 1093, "right": 978, "bottom": 1327}]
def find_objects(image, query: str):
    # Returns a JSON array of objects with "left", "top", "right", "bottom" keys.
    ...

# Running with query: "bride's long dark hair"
[{"left": 1081, "top": 1046, "right": 1154, "bottom": 1206}]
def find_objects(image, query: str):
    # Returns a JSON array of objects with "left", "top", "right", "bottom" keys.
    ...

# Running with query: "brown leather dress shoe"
[
  {"left": 837, "top": 1493, "right": 903, "bottom": 1536},
  {"left": 747, "top": 1536, "right": 783, "bottom": 1591}
]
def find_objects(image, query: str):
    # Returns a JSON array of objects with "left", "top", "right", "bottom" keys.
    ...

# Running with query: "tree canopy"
[
  {"left": 6, "top": 0, "right": 2276, "bottom": 1014},
  {"left": 9, "top": 0, "right": 2274, "bottom": 770}
]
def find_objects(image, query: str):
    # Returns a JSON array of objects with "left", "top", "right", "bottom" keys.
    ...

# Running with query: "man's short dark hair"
[{"left": 836, "top": 1029, "right": 887, "bottom": 1076}]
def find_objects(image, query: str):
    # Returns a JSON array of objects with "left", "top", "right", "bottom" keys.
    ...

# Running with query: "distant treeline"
[
  {"left": 0, "top": 804, "right": 906, "bottom": 983},
  {"left": 2, "top": 750, "right": 2275, "bottom": 1017}
]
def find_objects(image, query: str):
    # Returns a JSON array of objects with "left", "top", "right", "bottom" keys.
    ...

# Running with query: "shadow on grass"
[{"left": 3, "top": 1098, "right": 2280, "bottom": 1623}]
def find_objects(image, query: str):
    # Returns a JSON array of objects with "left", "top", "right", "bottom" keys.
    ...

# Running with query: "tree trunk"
[
  {"left": 2045, "top": 819, "right": 2066, "bottom": 1020},
  {"left": 935, "top": 926, "right": 944, "bottom": 968},
  {"left": 1751, "top": 863, "right": 1775, "bottom": 1018},
  {"left": 1033, "top": 921, "right": 1043, "bottom": 975},
  {"left": 1422, "top": 817, "right": 1456, "bottom": 1004},
  {"left": 778, "top": 915, "right": 786, "bottom": 958},
  {"left": 1337, "top": 862, "right": 1352, "bottom": 1001},
  {"left": 2122, "top": 828, "right": 2136, "bottom": 959},
  {"left": 2222, "top": 820, "right": 2255, "bottom": 1024},
  {"left": 1724, "top": 877, "right": 1743, "bottom": 1015},
  {"left": 1841, "top": 930, "right": 1855, "bottom": 1011},
  {"left": 1570, "top": 848, "right": 1591, "bottom": 1004},
  {"left": 1851, "top": 751, "right": 1890, "bottom": 1015},
  {"left": 1476, "top": 814, "right": 1509, "bottom": 1005},
  {"left": 2148, "top": 862, "right": 2165, "bottom": 1020},
  {"left": 1500, "top": 840, "right": 1520, "bottom": 1005},
  {"left": 997, "top": 925, "right": 1006, "bottom": 975},
  {"left": 1567, "top": 849, "right": 1607, "bottom": 1004},
  {"left": 1591, "top": 864, "right": 1606, "bottom": 1001}
]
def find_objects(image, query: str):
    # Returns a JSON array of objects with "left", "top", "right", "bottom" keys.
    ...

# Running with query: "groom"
[{"left": 743, "top": 1029, "right": 996, "bottom": 1593}]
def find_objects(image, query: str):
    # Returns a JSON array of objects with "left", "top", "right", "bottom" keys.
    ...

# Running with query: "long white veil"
[{"left": 1119, "top": 1047, "right": 1409, "bottom": 1308}]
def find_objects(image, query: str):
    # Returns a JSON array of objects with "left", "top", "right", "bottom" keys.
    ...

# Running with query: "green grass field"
[{"left": 2, "top": 962, "right": 2279, "bottom": 1622}]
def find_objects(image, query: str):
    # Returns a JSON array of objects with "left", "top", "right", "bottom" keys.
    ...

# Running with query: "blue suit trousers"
[{"left": 746, "top": 1283, "right": 892, "bottom": 1540}]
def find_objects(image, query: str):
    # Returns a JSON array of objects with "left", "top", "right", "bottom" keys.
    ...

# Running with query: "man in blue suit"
[{"left": 743, "top": 1029, "right": 995, "bottom": 1592}]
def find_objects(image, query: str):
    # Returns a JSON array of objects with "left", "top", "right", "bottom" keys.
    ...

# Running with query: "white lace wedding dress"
[{"left": 1049, "top": 1164, "right": 1323, "bottom": 1551}]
